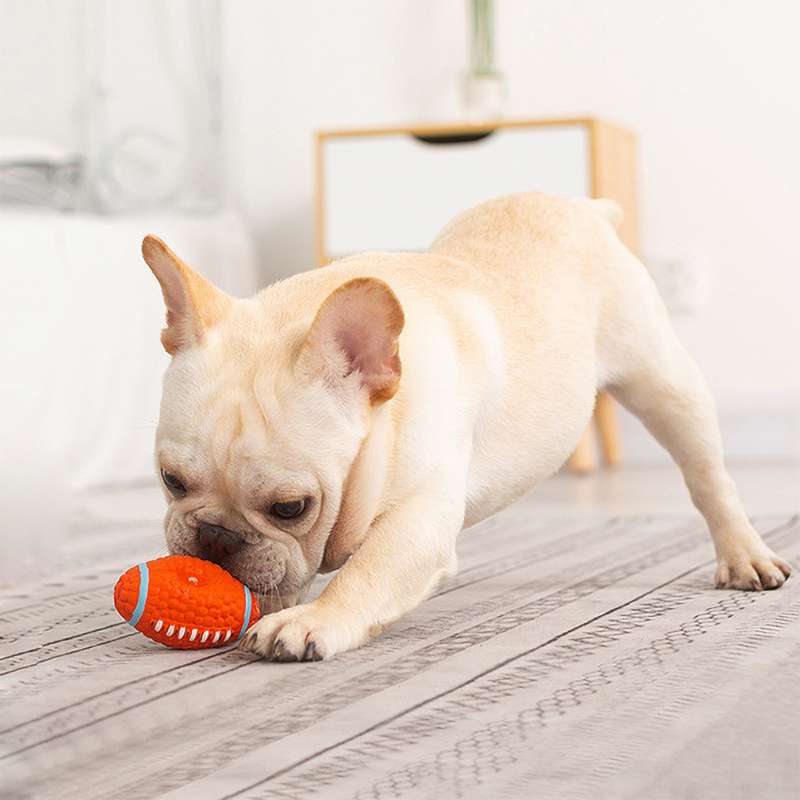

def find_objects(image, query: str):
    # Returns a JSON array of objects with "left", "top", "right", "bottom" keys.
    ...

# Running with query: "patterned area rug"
[{"left": 2, "top": 494, "right": 798, "bottom": 799}]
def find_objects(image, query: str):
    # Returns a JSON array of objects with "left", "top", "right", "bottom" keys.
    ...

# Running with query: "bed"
[{"left": 0, "top": 210, "right": 259, "bottom": 582}]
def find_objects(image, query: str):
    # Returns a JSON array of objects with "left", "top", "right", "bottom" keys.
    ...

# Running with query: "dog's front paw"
[
  {"left": 238, "top": 602, "right": 369, "bottom": 662},
  {"left": 715, "top": 547, "right": 791, "bottom": 591}
]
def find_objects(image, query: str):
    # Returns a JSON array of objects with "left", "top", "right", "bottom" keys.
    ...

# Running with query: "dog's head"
[{"left": 142, "top": 236, "right": 403, "bottom": 610}]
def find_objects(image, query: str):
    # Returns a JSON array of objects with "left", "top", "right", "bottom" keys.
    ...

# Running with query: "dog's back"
[{"left": 430, "top": 192, "right": 622, "bottom": 275}]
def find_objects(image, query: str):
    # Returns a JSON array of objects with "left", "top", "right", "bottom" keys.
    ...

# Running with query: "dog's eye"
[
  {"left": 161, "top": 469, "right": 187, "bottom": 497},
  {"left": 269, "top": 499, "right": 306, "bottom": 520}
]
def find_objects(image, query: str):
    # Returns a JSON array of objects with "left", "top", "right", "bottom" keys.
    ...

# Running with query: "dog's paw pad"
[
  {"left": 303, "top": 640, "right": 323, "bottom": 661},
  {"left": 236, "top": 604, "right": 341, "bottom": 661},
  {"left": 270, "top": 618, "right": 331, "bottom": 661},
  {"left": 715, "top": 552, "right": 791, "bottom": 592},
  {"left": 272, "top": 637, "right": 300, "bottom": 662}
]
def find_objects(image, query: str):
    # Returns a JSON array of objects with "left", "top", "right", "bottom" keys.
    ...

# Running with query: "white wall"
[
  {"left": 3, "top": 1, "right": 797, "bottom": 462},
  {"left": 222, "top": 1, "right": 800, "bottom": 461},
  {"left": 221, "top": 0, "right": 467, "bottom": 274},
  {"left": 0, "top": 0, "right": 82, "bottom": 149},
  {"left": 498, "top": 0, "right": 800, "bottom": 458}
]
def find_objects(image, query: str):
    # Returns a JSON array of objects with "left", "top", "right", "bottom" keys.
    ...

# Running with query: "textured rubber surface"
[{"left": 113, "top": 555, "right": 261, "bottom": 649}]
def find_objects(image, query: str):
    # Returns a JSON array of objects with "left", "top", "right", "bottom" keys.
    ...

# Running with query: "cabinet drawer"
[{"left": 320, "top": 123, "right": 590, "bottom": 259}]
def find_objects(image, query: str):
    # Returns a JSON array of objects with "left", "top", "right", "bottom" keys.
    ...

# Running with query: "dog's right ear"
[
  {"left": 300, "top": 277, "right": 405, "bottom": 404},
  {"left": 141, "top": 235, "right": 232, "bottom": 355}
]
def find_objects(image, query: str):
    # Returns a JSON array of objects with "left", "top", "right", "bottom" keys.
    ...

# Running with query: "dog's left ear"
[
  {"left": 302, "top": 277, "right": 404, "bottom": 403},
  {"left": 141, "top": 235, "right": 232, "bottom": 355}
]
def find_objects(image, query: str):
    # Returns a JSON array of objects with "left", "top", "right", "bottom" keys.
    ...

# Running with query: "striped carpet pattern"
[{"left": 2, "top": 495, "right": 798, "bottom": 799}]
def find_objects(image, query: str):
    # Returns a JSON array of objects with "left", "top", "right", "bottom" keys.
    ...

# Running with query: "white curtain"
[{"left": 81, "top": 0, "right": 222, "bottom": 213}]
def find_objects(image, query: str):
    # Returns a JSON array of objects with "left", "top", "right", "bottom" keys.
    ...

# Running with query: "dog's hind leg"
[{"left": 600, "top": 263, "right": 791, "bottom": 590}]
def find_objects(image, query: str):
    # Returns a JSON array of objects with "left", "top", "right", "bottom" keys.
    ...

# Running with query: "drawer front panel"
[{"left": 323, "top": 125, "right": 590, "bottom": 257}]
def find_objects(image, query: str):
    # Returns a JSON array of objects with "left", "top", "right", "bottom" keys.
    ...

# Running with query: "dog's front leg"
[{"left": 239, "top": 491, "right": 463, "bottom": 661}]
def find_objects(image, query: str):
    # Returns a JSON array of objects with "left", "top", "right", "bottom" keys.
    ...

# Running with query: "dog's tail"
[{"left": 571, "top": 196, "right": 624, "bottom": 231}]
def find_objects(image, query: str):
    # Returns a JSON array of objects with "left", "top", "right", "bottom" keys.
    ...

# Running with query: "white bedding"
[{"left": 1, "top": 210, "right": 258, "bottom": 493}]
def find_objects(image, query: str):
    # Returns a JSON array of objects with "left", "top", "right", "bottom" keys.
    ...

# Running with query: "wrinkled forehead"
[{"left": 156, "top": 346, "right": 357, "bottom": 495}]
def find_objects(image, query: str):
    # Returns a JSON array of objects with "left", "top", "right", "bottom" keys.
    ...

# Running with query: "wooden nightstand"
[{"left": 314, "top": 117, "right": 639, "bottom": 472}]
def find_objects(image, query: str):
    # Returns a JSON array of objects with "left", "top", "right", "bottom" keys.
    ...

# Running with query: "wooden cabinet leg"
[
  {"left": 568, "top": 424, "right": 596, "bottom": 474},
  {"left": 594, "top": 391, "right": 621, "bottom": 466}
]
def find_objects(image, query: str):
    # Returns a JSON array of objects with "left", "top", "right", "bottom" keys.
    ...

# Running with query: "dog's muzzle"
[
  {"left": 187, "top": 520, "right": 289, "bottom": 594},
  {"left": 196, "top": 522, "right": 246, "bottom": 563}
]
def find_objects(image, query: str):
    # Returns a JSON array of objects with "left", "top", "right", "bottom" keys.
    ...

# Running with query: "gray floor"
[{"left": 2, "top": 464, "right": 799, "bottom": 799}]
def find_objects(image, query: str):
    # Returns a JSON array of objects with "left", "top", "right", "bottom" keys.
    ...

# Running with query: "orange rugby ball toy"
[{"left": 114, "top": 555, "right": 260, "bottom": 649}]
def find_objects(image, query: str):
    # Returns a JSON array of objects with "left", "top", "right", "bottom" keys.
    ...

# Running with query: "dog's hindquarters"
[
  {"left": 596, "top": 242, "right": 791, "bottom": 589},
  {"left": 431, "top": 191, "right": 789, "bottom": 589}
]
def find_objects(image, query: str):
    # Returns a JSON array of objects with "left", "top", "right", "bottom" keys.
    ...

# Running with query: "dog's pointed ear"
[
  {"left": 302, "top": 278, "right": 404, "bottom": 404},
  {"left": 141, "top": 235, "right": 232, "bottom": 355}
]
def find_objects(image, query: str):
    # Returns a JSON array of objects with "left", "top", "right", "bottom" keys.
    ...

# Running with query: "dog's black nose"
[{"left": 196, "top": 522, "right": 245, "bottom": 563}]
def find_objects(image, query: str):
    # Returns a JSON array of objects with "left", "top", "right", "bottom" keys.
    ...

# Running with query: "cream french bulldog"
[{"left": 142, "top": 192, "right": 790, "bottom": 662}]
